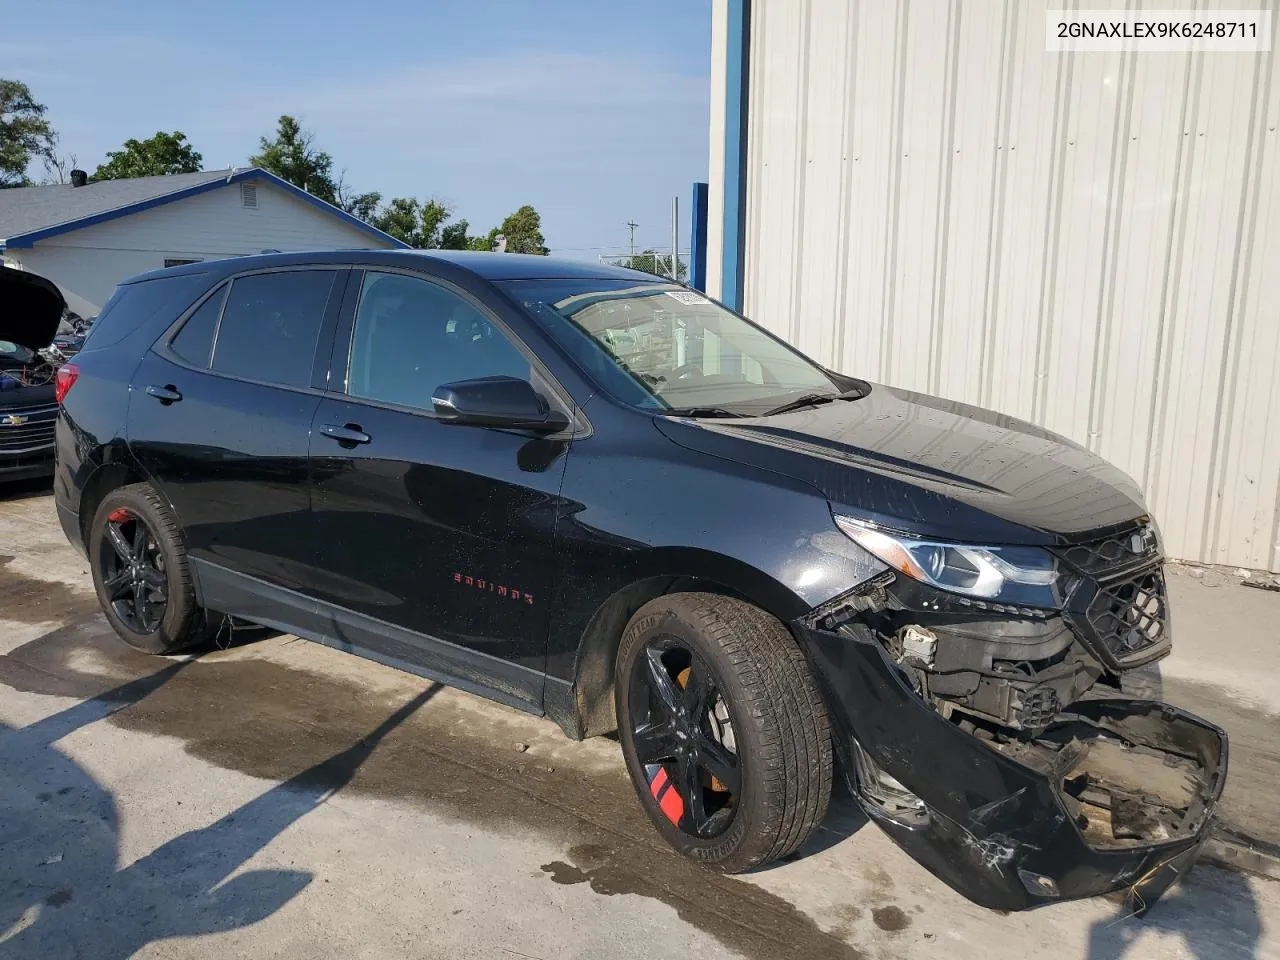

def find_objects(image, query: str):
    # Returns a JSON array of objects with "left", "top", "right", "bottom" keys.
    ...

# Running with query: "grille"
[
  {"left": 1056, "top": 524, "right": 1158, "bottom": 576},
  {"left": 1082, "top": 568, "right": 1168, "bottom": 663},
  {"left": 0, "top": 406, "right": 57, "bottom": 453}
]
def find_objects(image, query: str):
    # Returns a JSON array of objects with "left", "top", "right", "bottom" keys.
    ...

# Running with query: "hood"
[
  {"left": 0, "top": 265, "right": 67, "bottom": 350},
  {"left": 654, "top": 384, "right": 1148, "bottom": 545}
]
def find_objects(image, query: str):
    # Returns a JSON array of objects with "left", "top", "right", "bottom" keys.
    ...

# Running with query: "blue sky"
[{"left": 5, "top": 0, "right": 712, "bottom": 260}]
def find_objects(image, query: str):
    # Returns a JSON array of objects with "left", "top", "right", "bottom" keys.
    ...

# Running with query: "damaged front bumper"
[{"left": 796, "top": 621, "right": 1228, "bottom": 913}]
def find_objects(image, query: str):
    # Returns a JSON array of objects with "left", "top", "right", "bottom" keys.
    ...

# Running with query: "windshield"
[{"left": 499, "top": 280, "right": 838, "bottom": 415}]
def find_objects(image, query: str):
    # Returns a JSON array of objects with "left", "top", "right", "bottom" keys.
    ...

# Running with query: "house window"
[
  {"left": 164, "top": 258, "right": 202, "bottom": 268},
  {"left": 240, "top": 182, "right": 258, "bottom": 208}
]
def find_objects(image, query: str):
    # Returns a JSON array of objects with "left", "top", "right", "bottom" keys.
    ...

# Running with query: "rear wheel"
[
  {"left": 88, "top": 484, "right": 214, "bottom": 655},
  {"left": 615, "top": 593, "right": 832, "bottom": 872}
]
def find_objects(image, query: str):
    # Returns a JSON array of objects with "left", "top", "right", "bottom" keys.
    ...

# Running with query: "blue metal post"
[
  {"left": 690, "top": 182, "right": 709, "bottom": 291},
  {"left": 720, "top": 0, "right": 750, "bottom": 311}
]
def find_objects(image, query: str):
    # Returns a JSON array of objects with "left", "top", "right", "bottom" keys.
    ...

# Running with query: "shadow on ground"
[
  {"left": 1086, "top": 865, "right": 1263, "bottom": 959},
  {"left": 0, "top": 660, "right": 439, "bottom": 959}
]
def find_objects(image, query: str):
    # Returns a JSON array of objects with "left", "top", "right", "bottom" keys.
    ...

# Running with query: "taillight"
[{"left": 55, "top": 363, "right": 80, "bottom": 405}]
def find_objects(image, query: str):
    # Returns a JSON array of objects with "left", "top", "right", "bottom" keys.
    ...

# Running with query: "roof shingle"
[{"left": 0, "top": 169, "right": 236, "bottom": 241}]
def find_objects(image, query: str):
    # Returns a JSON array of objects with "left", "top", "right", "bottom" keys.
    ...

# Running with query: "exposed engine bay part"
[
  {"left": 881, "top": 617, "right": 1104, "bottom": 733},
  {"left": 0, "top": 264, "right": 67, "bottom": 351}
]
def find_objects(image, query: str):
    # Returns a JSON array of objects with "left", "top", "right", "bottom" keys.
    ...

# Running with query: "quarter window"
[
  {"left": 347, "top": 272, "right": 531, "bottom": 412},
  {"left": 211, "top": 270, "right": 337, "bottom": 388},
  {"left": 170, "top": 284, "right": 226, "bottom": 368}
]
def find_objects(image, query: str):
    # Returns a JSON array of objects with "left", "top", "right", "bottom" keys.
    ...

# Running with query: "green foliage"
[
  {"left": 499, "top": 204, "right": 548, "bottom": 255},
  {"left": 467, "top": 228, "right": 500, "bottom": 252},
  {"left": 341, "top": 190, "right": 382, "bottom": 223},
  {"left": 622, "top": 249, "right": 686, "bottom": 280},
  {"left": 245, "top": 115, "right": 550, "bottom": 255},
  {"left": 369, "top": 197, "right": 453, "bottom": 249},
  {"left": 92, "top": 131, "right": 202, "bottom": 181},
  {"left": 249, "top": 115, "right": 338, "bottom": 204},
  {"left": 439, "top": 219, "right": 471, "bottom": 250},
  {"left": 0, "top": 79, "right": 57, "bottom": 187}
]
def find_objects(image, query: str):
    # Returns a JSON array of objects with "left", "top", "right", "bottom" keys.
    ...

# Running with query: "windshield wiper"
[
  {"left": 762, "top": 387, "right": 866, "bottom": 417},
  {"left": 659, "top": 406, "right": 746, "bottom": 419}
]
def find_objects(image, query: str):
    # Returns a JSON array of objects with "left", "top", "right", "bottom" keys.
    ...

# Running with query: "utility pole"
[
  {"left": 671, "top": 196, "right": 680, "bottom": 281},
  {"left": 626, "top": 220, "right": 639, "bottom": 258}
]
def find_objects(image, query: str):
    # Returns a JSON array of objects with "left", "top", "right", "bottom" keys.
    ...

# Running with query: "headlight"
[{"left": 835, "top": 515, "right": 1062, "bottom": 607}]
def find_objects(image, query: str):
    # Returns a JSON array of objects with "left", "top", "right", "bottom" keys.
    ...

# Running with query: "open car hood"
[{"left": 0, "top": 265, "right": 66, "bottom": 351}]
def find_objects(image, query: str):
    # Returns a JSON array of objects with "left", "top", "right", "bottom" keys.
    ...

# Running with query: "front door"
[
  {"left": 307, "top": 270, "right": 573, "bottom": 709},
  {"left": 129, "top": 268, "right": 347, "bottom": 593}
]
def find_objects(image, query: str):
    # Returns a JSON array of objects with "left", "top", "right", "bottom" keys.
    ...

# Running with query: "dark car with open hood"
[
  {"left": 0, "top": 265, "right": 71, "bottom": 482},
  {"left": 54, "top": 250, "right": 1226, "bottom": 914}
]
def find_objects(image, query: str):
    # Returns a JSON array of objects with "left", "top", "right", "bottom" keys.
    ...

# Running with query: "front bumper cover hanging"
[{"left": 795, "top": 621, "right": 1227, "bottom": 914}]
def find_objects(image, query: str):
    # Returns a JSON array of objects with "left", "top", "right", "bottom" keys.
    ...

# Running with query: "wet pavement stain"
[
  {"left": 872, "top": 905, "right": 910, "bottom": 933},
  {"left": 0, "top": 564, "right": 99, "bottom": 625},
  {"left": 44, "top": 889, "right": 72, "bottom": 908},
  {"left": 1, "top": 620, "right": 870, "bottom": 960}
]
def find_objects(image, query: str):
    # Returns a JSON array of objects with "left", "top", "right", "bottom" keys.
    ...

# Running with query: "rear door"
[
  {"left": 128, "top": 267, "right": 348, "bottom": 596},
  {"left": 306, "top": 268, "right": 574, "bottom": 708}
]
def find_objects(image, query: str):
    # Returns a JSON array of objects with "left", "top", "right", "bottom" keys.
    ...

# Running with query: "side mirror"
[{"left": 432, "top": 376, "right": 569, "bottom": 433}]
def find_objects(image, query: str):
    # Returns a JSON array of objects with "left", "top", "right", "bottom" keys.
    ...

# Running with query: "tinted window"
[
  {"left": 170, "top": 284, "right": 226, "bottom": 368},
  {"left": 212, "top": 270, "right": 337, "bottom": 388},
  {"left": 84, "top": 274, "right": 209, "bottom": 352},
  {"left": 347, "top": 272, "right": 531, "bottom": 412}
]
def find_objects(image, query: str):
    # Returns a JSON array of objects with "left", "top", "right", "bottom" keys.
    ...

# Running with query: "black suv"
[{"left": 50, "top": 251, "right": 1225, "bottom": 913}]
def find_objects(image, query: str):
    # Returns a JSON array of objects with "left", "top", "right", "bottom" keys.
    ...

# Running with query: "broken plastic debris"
[
  {"left": 1241, "top": 577, "right": 1280, "bottom": 592},
  {"left": 40, "top": 854, "right": 63, "bottom": 866}
]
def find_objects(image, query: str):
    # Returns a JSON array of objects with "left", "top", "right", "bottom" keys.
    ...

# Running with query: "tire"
[
  {"left": 615, "top": 593, "right": 832, "bottom": 872},
  {"left": 88, "top": 483, "right": 214, "bottom": 655}
]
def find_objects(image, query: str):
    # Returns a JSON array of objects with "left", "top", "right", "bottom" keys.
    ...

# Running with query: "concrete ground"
[{"left": 1, "top": 481, "right": 1277, "bottom": 960}]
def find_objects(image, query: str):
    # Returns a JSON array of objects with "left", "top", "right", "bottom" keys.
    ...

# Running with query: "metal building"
[{"left": 706, "top": 0, "right": 1280, "bottom": 572}]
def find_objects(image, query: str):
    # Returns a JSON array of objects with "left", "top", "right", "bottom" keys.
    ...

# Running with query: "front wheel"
[
  {"left": 615, "top": 593, "right": 833, "bottom": 872},
  {"left": 88, "top": 483, "right": 215, "bottom": 655}
]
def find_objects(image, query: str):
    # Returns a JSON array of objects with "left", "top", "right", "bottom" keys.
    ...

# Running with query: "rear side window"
[
  {"left": 170, "top": 284, "right": 226, "bottom": 367},
  {"left": 84, "top": 274, "right": 209, "bottom": 351},
  {"left": 211, "top": 270, "right": 337, "bottom": 388}
]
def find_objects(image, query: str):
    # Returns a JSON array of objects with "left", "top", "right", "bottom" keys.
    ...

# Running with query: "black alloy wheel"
[
  {"left": 97, "top": 507, "right": 169, "bottom": 633},
  {"left": 616, "top": 594, "right": 832, "bottom": 872},
  {"left": 628, "top": 637, "right": 742, "bottom": 839},
  {"left": 89, "top": 483, "right": 215, "bottom": 655}
]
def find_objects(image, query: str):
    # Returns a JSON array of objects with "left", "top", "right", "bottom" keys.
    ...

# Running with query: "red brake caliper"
[
  {"left": 649, "top": 766, "right": 686, "bottom": 826},
  {"left": 107, "top": 508, "right": 132, "bottom": 523}
]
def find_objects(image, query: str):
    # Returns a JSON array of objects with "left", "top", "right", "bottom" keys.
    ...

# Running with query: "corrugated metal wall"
[{"left": 736, "top": 0, "right": 1280, "bottom": 571}]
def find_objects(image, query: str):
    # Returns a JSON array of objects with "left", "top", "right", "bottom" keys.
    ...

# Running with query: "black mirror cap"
[{"left": 432, "top": 376, "right": 569, "bottom": 433}]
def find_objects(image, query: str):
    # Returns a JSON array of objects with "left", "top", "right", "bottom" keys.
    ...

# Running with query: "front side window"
[
  {"left": 347, "top": 271, "right": 531, "bottom": 412},
  {"left": 211, "top": 270, "right": 337, "bottom": 388},
  {"left": 499, "top": 280, "right": 837, "bottom": 415}
]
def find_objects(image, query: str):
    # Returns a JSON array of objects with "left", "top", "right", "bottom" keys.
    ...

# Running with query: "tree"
[
  {"left": 467, "top": 228, "right": 500, "bottom": 252},
  {"left": 499, "top": 205, "right": 548, "bottom": 255},
  {"left": 41, "top": 151, "right": 78, "bottom": 185},
  {"left": 249, "top": 115, "right": 338, "bottom": 204},
  {"left": 0, "top": 79, "right": 57, "bottom": 187},
  {"left": 623, "top": 249, "right": 687, "bottom": 281},
  {"left": 335, "top": 173, "right": 381, "bottom": 222},
  {"left": 439, "top": 219, "right": 471, "bottom": 250},
  {"left": 92, "top": 131, "right": 202, "bottom": 181}
]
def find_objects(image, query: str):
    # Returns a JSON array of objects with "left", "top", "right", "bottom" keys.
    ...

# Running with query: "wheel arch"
[
  {"left": 75, "top": 446, "right": 148, "bottom": 548},
  {"left": 560, "top": 549, "right": 809, "bottom": 740}
]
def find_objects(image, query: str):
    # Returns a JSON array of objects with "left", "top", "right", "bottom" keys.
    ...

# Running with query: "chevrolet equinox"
[{"left": 41, "top": 251, "right": 1226, "bottom": 913}]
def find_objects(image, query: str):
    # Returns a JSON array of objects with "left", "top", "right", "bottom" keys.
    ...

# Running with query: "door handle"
[
  {"left": 145, "top": 384, "right": 182, "bottom": 404},
  {"left": 319, "top": 423, "right": 371, "bottom": 446}
]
